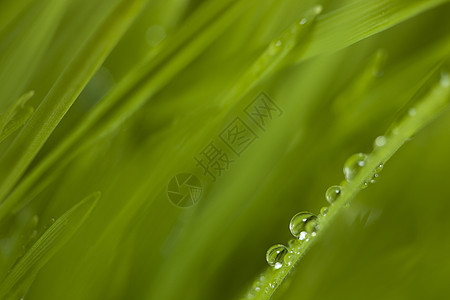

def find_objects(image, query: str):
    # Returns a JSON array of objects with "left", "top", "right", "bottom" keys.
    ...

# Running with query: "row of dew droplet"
[
  {"left": 251, "top": 69, "right": 450, "bottom": 299},
  {"left": 264, "top": 70, "right": 450, "bottom": 272},
  {"left": 266, "top": 150, "right": 385, "bottom": 270}
]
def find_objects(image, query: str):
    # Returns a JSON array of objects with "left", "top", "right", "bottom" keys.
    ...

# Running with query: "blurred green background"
[{"left": 0, "top": 0, "right": 449, "bottom": 299}]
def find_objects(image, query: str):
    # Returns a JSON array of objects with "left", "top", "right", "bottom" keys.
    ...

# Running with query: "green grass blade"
[
  {"left": 0, "top": 0, "right": 253, "bottom": 219},
  {"left": 0, "top": 0, "right": 146, "bottom": 203},
  {"left": 244, "top": 66, "right": 450, "bottom": 300},
  {"left": 0, "top": 192, "right": 100, "bottom": 299},
  {"left": 0, "top": 0, "right": 67, "bottom": 112},
  {"left": 298, "top": 0, "right": 450, "bottom": 62}
]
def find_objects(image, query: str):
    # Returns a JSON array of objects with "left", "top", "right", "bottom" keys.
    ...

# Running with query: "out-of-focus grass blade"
[
  {"left": 0, "top": 91, "right": 34, "bottom": 144},
  {"left": 0, "top": 192, "right": 100, "bottom": 299},
  {"left": 0, "top": 0, "right": 146, "bottom": 203},
  {"left": 0, "top": 0, "right": 34, "bottom": 34},
  {"left": 0, "top": 0, "right": 67, "bottom": 112},
  {"left": 297, "top": 0, "right": 449, "bottom": 62},
  {"left": 0, "top": 0, "right": 253, "bottom": 221}
]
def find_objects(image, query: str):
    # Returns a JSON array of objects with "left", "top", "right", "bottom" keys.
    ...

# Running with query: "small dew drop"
[
  {"left": 374, "top": 136, "right": 387, "bottom": 148},
  {"left": 266, "top": 244, "right": 288, "bottom": 269},
  {"left": 376, "top": 163, "right": 384, "bottom": 173},
  {"left": 325, "top": 185, "right": 342, "bottom": 204},
  {"left": 368, "top": 163, "right": 384, "bottom": 184},
  {"left": 408, "top": 108, "right": 417, "bottom": 116},
  {"left": 289, "top": 212, "right": 318, "bottom": 239},
  {"left": 314, "top": 5, "right": 323, "bottom": 14},
  {"left": 320, "top": 206, "right": 329, "bottom": 216},
  {"left": 343, "top": 153, "right": 368, "bottom": 182},
  {"left": 269, "top": 281, "right": 278, "bottom": 289},
  {"left": 288, "top": 238, "right": 299, "bottom": 248},
  {"left": 299, "top": 5, "right": 322, "bottom": 25},
  {"left": 393, "top": 128, "right": 400, "bottom": 136},
  {"left": 31, "top": 215, "right": 39, "bottom": 226},
  {"left": 284, "top": 252, "right": 295, "bottom": 266},
  {"left": 441, "top": 71, "right": 449, "bottom": 87},
  {"left": 268, "top": 40, "right": 282, "bottom": 55}
]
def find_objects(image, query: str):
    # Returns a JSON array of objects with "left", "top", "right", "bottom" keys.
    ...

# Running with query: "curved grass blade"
[
  {"left": 0, "top": 192, "right": 100, "bottom": 299},
  {"left": 0, "top": 0, "right": 146, "bottom": 203},
  {"left": 244, "top": 66, "right": 450, "bottom": 300}
]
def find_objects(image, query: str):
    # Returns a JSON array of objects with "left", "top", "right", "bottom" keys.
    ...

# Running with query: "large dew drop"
[
  {"left": 266, "top": 244, "right": 288, "bottom": 269},
  {"left": 289, "top": 212, "right": 318, "bottom": 240},
  {"left": 325, "top": 185, "right": 342, "bottom": 204},
  {"left": 343, "top": 153, "right": 368, "bottom": 181}
]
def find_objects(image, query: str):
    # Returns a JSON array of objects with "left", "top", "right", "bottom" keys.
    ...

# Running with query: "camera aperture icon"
[{"left": 167, "top": 173, "right": 202, "bottom": 207}]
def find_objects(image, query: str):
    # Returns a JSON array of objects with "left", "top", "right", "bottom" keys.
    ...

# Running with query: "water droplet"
[
  {"left": 266, "top": 244, "right": 288, "bottom": 269},
  {"left": 325, "top": 185, "right": 342, "bottom": 204},
  {"left": 31, "top": 215, "right": 39, "bottom": 226},
  {"left": 368, "top": 163, "right": 384, "bottom": 184},
  {"left": 284, "top": 252, "right": 295, "bottom": 266},
  {"left": 251, "top": 278, "right": 263, "bottom": 296},
  {"left": 320, "top": 206, "right": 329, "bottom": 216},
  {"left": 374, "top": 135, "right": 386, "bottom": 148},
  {"left": 268, "top": 40, "right": 283, "bottom": 55},
  {"left": 408, "top": 108, "right": 417, "bottom": 116},
  {"left": 371, "top": 49, "right": 387, "bottom": 78},
  {"left": 288, "top": 238, "right": 297, "bottom": 248},
  {"left": 313, "top": 5, "right": 323, "bottom": 14},
  {"left": 289, "top": 212, "right": 318, "bottom": 240},
  {"left": 441, "top": 71, "right": 449, "bottom": 87},
  {"left": 376, "top": 163, "right": 384, "bottom": 172},
  {"left": 299, "top": 5, "right": 323, "bottom": 25},
  {"left": 343, "top": 153, "right": 368, "bottom": 181},
  {"left": 391, "top": 127, "right": 400, "bottom": 135}
]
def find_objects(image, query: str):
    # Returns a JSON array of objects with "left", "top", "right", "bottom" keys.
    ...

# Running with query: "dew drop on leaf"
[
  {"left": 343, "top": 153, "right": 368, "bottom": 181},
  {"left": 289, "top": 212, "right": 318, "bottom": 240},
  {"left": 408, "top": 108, "right": 417, "bottom": 116},
  {"left": 266, "top": 244, "right": 288, "bottom": 269},
  {"left": 374, "top": 135, "right": 387, "bottom": 148},
  {"left": 325, "top": 185, "right": 342, "bottom": 204},
  {"left": 320, "top": 206, "right": 329, "bottom": 216},
  {"left": 440, "top": 71, "right": 449, "bottom": 87},
  {"left": 368, "top": 163, "right": 384, "bottom": 184}
]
